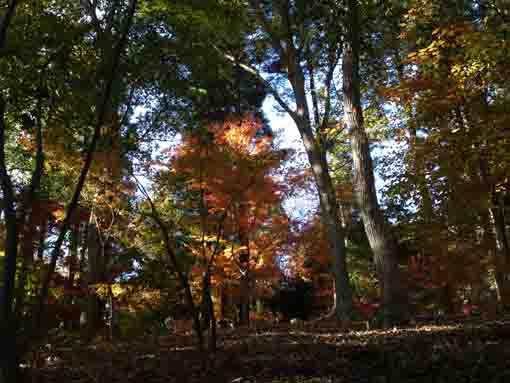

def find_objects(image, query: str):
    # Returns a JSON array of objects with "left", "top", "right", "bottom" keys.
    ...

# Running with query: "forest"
[{"left": 1, "top": 0, "right": 510, "bottom": 382}]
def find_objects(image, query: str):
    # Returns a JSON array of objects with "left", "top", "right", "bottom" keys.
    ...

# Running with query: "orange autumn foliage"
[{"left": 159, "top": 114, "right": 290, "bottom": 305}]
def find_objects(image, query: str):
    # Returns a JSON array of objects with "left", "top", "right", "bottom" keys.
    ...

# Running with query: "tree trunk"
[
  {"left": 0, "top": 6, "right": 18, "bottom": 371},
  {"left": 219, "top": 284, "right": 225, "bottom": 321},
  {"left": 242, "top": 0, "right": 353, "bottom": 321},
  {"left": 0, "top": 95, "right": 20, "bottom": 383},
  {"left": 1, "top": 3, "right": 40, "bottom": 375},
  {"left": 1, "top": 1, "right": 24, "bottom": 365},
  {"left": 65, "top": 226, "right": 79, "bottom": 330},
  {"left": 237, "top": 203, "right": 251, "bottom": 326},
  {"left": 84, "top": 218, "right": 103, "bottom": 338},
  {"left": 239, "top": 272, "right": 250, "bottom": 326},
  {"left": 491, "top": 191, "right": 510, "bottom": 305},
  {"left": 201, "top": 272, "right": 216, "bottom": 352},
  {"left": 284, "top": 27, "right": 352, "bottom": 321},
  {"left": 343, "top": 0, "right": 406, "bottom": 326},
  {"left": 286, "top": 71, "right": 352, "bottom": 323},
  {"left": 14, "top": 216, "right": 36, "bottom": 323},
  {"left": 36, "top": 222, "right": 47, "bottom": 261}
]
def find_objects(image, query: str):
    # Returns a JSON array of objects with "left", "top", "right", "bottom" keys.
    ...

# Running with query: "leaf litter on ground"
[{"left": 26, "top": 318, "right": 510, "bottom": 383}]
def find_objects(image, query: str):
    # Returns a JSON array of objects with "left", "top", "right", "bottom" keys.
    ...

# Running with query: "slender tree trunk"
[
  {"left": 239, "top": 272, "right": 250, "bottom": 325},
  {"left": 219, "top": 284, "right": 225, "bottom": 321},
  {"left": 284, "top": 27, "right": 352, "bottom": 320},
  {"left": 343, "top": 0, "right": 406, "bottom": 326},
  {"left": 154, "top": 215, "right": 204, "bottom": 351},
  {"left": 201, "top": 272, "right": 216, "bottom": 352},
  {"left": 237, "top": 207, "right": 251, "bottom": 326},
  {"left": 65, "top": 226, "right": 79, "bottom": 330},
  {"left": 36, "top": 223, "right": 47, "bottom": 261},
  {"left": 84, "top": 218, "right": 102, "bottom": 338}
]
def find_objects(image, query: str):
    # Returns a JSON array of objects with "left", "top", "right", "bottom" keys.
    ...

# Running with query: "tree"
[
  {"left": 375, "top": 0, "right": 510, "bottom": 314},
  {"left": 158, "top": 114, "right": 288, "bottom": 328},
  {"left": 0, "top": 1, "right": 138, "bottom": 379},
  {"left": 342, "top": 0, "right": 407, "bottom": 325},
  {"left": 214, "top": 0, "right": 354, "bottom": 321}
]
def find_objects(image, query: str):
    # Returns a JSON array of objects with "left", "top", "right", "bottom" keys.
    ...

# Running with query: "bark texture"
[{"left": 343, "top": 0, "right": 406, "bottom": 325}]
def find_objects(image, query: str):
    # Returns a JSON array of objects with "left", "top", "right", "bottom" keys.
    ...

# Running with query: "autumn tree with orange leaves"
[{"left": 150, "top": 114, "right": 290, "bottom": 335}]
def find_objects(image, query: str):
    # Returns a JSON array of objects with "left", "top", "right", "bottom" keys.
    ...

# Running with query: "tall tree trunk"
[
  {"left": 238, "top": 0, "right": 353, "bottom": 321},
  {"left": 343, "top": 0, "right": 406, "bottom": 325},
  {"left": 288, "top": 41, "right": 352, "bottom": 324},
  {"left": 0, "top": 95, "right": 19, "bottom": 383},
  {"left": 0, "top": 3, "right": 20, "bottom": 380},
  {"left": 284, "top": 56, "right": 352, "bottom": 323}
]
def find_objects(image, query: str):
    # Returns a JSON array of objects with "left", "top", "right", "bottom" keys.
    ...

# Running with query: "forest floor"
[{"left": 27, "top": 318, "right": 510, "bottom": 383}]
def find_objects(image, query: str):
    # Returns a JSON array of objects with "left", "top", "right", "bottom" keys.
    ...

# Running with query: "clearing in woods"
[{"left": 29, "top": 318, "right": 510, "bottom": 383}]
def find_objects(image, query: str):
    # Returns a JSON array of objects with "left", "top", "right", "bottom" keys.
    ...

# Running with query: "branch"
[
  {"left": 216, "top": 46, "right": 298, "bottom": 121},
  {"left": 307, "top": 57, "right": 320, "bottom": 128},
  {"left": 132, "top": 173, "right": 204, "bottom": 351},
  {"left": 119, "top": 86, "right": 135, "bottom": 128},
  {"left": 320, "top": 47, "right": 340, "bottom": 134},
  {"left": 0, "top": 0, "right": 18, "bottom": 50},
  {"left": 27, "top": 85, "right": 47, "bottom": 199}
]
